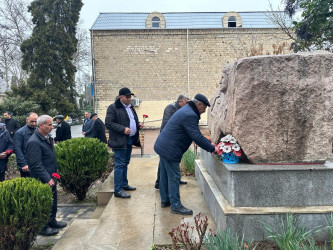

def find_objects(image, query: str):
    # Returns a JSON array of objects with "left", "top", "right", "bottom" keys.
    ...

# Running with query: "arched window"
[
  {"left": 152, "top": 16, "right": 160, "bottom": 28},
  {"left": 228, "top": 16, "right": 237, "bottom": 27}
]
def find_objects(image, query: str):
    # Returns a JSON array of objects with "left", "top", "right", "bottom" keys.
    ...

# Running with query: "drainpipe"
[
  {"left": 186, "top": 29, "right": 190, "bottom": 97},
  {"left": 90, "top": 30, "right": 97, "bottom": 112}
]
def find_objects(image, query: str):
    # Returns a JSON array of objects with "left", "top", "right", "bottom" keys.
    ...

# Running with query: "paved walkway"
[{"left": 52, "top": 155, "right": 216, "bottom": 249}]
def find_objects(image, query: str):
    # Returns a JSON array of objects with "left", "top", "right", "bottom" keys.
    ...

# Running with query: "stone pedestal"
[{"left": 196, "top": 150, "right": 333, "bottom": 241}]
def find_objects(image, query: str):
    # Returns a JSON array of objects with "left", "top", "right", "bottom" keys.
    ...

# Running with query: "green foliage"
[
  {"left": 204, "top": 228, "right": 253, "bottom": 250},
  {"left": 0, "top": 178, "right": 52, "bottom": 250},
  {"left": 55, "top": 138, "right": 110, "bottom": 200},
  {"left": 285, "top": 0, "right": 333, "bottom": 52},
  {"left": 17, "top": 0, "right": 83, "bottom": 114},
  {"left": 263, "top": 214, "right": 320, "bottom": 250},
  {"left": 181, "top": 149, "right": 196, "bottom": 174},
  {"left": 0, "top": 96, "right": 42, "bottom": 118}
]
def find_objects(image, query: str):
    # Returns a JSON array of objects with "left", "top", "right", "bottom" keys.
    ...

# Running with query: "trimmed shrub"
[
  {"left": 0, "top": 178, "right": 52, "bottom": 250},
  {"left": 181, "top": 149, "right": 196, "bottom": 174},
  {"left": 55, "top": 137, "right": 110, "bottom": 200}
]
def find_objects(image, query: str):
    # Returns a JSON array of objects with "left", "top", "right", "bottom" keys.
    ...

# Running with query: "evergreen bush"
[
  {"left": 0, "top": 178, "right": 52, "bottom": 250},
  {"left": 181, "top": 149, "right": 196, "bottom": 174},
  {"left": 55, "top": 137, "right": 110, "bottom": 200}
]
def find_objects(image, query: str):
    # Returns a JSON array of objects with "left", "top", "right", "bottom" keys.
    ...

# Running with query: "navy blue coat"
[
  {"left": 105, "top": 98, "right": 141, "bottom": 149},
  {"left": 0, "top": 127, "right": 14, "bottom": 172},
  {"left": 13, "top": 124, "right": 36, "bottom": 169},
  {"left": 154, "top": 101, "right": 215, "bottom": 163},
  {"left": 27, "top": 131, "right": 58, "bottom": 184}
]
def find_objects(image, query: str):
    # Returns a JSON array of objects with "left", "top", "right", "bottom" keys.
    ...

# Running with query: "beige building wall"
[{"left": 92, "top": 28, "right": 291, "bottom": 124}]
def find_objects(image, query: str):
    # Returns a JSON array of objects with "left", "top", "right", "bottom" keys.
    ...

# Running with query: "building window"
[
  {"left": 152, "top": 16, "right": 160, "bottom": 28},
  {"left": 228, "top": 16, "right": 236, "bottom": 27}
]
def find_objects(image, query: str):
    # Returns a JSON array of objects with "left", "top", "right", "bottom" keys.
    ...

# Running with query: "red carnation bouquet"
[{"left": 52, "top": 173, "right": 60, "bottom": 184}]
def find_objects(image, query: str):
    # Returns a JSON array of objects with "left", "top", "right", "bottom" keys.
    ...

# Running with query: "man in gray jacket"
[
  {"left": 155, "top": 95, "right": 189, "bottom": 189},
  {"left": 82, "top": 111, "right": 94, "bottom": 137}
]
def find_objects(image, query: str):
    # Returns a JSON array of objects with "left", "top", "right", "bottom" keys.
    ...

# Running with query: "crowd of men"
[{"left": 0, "top": 86, "right": 217, "bottom": 237}]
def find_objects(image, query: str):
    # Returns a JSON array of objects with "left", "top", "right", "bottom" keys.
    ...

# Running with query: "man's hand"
[
  {"left": 82, "top": 132, "right": 86, "bottom": 135},
  {"left": 22, "top": 165, "right": 29, "bottom": 172},
  {"left": 0, "top": 152, "right": 7, "bottom": 159},
  {"left": 139, "top": 123, "right": 144, "bottom": 129},
  {"left": 48, "top": 179, "right": 55, "bottom": 187},
  {"left": 124, "top": 127, "right": 131, "bottom": 135}
]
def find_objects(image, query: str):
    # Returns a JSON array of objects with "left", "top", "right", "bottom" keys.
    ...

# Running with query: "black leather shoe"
[
  {"left": 161, "top": 201, "right": 170, "bottom": 208},
  {"left": 179, "top": 180, "right": 187, "bottom": 185},
  {"left": 49, "top": 220, "right": 67, "bottom": 229},
  {"left": 41, "top": 226, "right": 59, "bottom": 236},
  {"left": 123, "top": 185, "right": 136, "bottom": 191},
  {"left": 171, "top": 205, "right": 193, "bottom": 215},
  {"left": 155, "top": 182, "right": 159, "bottom": 190},
  {"left": 114, "top": 190, "right": 131, "bottom": 198}
]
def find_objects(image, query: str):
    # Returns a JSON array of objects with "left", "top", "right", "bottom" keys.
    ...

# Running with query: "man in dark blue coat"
[
  {"left": 54, "top": 115, "right": 71, "bottom": 143},
  {"left": 154, "top": 94, "right": 216, "bottom": 215},
  {"left": 0, "top": 123, "right": 14, "bottom": 181},
  {"left": 27, "top": 115, "right": 67, "bottom": 236},
  {"left": 105, "top": 87, "right": 143, "bottom": 199},
  {"left": 82, "top": 111, "right": 94, "bottom": 137},
  {"left": 13, "top": 112, "right": 38, "bottom": 177}
]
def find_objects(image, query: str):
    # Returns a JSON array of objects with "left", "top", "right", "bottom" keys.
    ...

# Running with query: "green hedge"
[
  {"left": 0, "top": 178, "right": 52, "bottom": 250},
  {"left": 55, "top": 137, "right": 110, "bottom": 200}
]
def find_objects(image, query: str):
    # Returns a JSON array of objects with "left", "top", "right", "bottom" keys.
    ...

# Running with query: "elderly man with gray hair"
[
  {"left": 27, "top": 115, "right": 67, "bottom": 236},
  {"left": 154, "top": 94, "right": 217, "bottom": 215}
]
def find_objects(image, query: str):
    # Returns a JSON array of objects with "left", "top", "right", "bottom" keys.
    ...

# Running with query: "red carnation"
[
  {"left": 52, "top": 173, "right": 60, "bottom": 179},
  {"left": 143, "top": 114, "right": 148, "bottom": 118}
]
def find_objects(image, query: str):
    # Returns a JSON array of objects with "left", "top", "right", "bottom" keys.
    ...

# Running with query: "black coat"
[
  {"left": 160, "top": 101, "right": 181, "bottom": 131},
  {"left": 154, "top": 101, "right": 215, "bottom": 163},
  {"left": 4, "top": 118, "right": 20, "bottom": 137},
  {"left": 0, "top": 128, "right": 14, "bottom": 172},
  {"left": 27, "top": 131, "right": 58, "bottom": 184},
  {"left": 92, "top": 118, "right": 107, "bottom": 143},
  {"left": 105, "top": 98, "right": 140, "bottom": 149},
  {"left": 55, "top": 121, "right": 71, "bottom": 142}
]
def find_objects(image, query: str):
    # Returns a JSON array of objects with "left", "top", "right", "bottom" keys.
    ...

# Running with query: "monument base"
[{"left": 195, "top": 151, "right": 333, "bottom": 241}]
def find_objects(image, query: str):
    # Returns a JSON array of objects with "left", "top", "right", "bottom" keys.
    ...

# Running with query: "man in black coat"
[
  {"left": 13, "top": 112, "right": 38, "bottom": 178},
  {"left": 27, "top": 115, "right": 67, "bottom": 236},
  {"left": 0, "top": 123, "right": 14, "bottom": 181},
  {"left": 105, "top": 87, "right": 143, "bottom": 199},
  {"left": 154, "top": 94, "right": 217, "bottom": 215},
  {"left": 3, "top": 111, "right": 20, "bottom": 138},
  {"left": 91, "top": 113, "right": 107, "bottom": 143},
  {"left": 54, "top": 115, "right": 71, "bottom": 143},
  {"left": 155, "top": 95, "right": 189, "bottom": 189}
]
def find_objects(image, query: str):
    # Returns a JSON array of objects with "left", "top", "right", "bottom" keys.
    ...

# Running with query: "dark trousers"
[
  {"left": 19, "top": 169, "right": 31, "bottom": 178},
  {"left": 0, "top": 172, "right": 5, "bottom": 182},
  {"left": 48, "top": 185, "right": 57, "bottom": 224}
]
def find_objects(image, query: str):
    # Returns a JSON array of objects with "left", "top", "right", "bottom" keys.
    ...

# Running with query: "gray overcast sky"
[{"left": 80, "top": 0, "right": 284, "bottom": 30}]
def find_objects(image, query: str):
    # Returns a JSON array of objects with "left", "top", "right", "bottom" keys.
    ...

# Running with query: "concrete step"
[
  {"left": 96, "top": 171, "right": 114, "bottom": 205},
  {"left": 52, "top": 219, "right": 100, "bottom": 250}
]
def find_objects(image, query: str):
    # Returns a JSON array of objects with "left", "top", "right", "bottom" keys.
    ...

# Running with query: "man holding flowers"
[{"left": 154, "top": 94, "right": 217, "bottom": 215}]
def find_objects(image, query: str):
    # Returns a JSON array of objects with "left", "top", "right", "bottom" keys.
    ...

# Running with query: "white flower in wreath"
[
  {"left": 222, "top": 145, "right": 232, "bottom": 153},
  {"left": 229, "top": 137, "right": 237, "bottom": 144},
  {"left": 232, "top": 143, "right": 240, "bottom": 151}
]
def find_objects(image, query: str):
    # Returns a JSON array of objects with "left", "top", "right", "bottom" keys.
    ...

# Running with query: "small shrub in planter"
[
  {"left": 181, "top": 149, "right": 196, "bottom": 174},
  {"left": 0, "top": 178, "right": 52, "bottom": 250},
  {"left": 55, "top": 137, "right": 110, "bottom": 200}
]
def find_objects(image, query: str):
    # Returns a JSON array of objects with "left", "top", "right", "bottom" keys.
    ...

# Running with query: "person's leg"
[
  {"left": 164, "top": 160, "right": 182, "bottom": 209},
  {"left": 50, "top": 185, "right": 57, "bottom": 223},
  {"left": 113, "top": 149, "right": 127, "bottom": 193},
  {"left": 0, "top": 172, "right": 5, "bottom": 182},
  {"left": 159, "top": 156, "right": 169, "bottom": 204},
  {"left": 155, "top": 161, "right": 161, "bottom": 189},
  {"left": 123, "top": 138, "right": 133, "bottom": 188}
]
